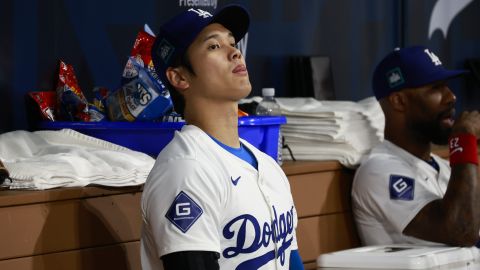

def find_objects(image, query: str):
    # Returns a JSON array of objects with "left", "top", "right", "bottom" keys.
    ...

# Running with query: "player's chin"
[
  {"left": 235, "top": 75, "right": 251, "bottom": 85},
  {"left": 431, "top": 127, "right": 452, "bottom": 145},
  {"left": 235, "top": 80, "right": 252, "bottom": 98}
]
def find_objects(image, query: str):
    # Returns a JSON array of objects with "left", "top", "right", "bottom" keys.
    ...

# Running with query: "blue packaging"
[{"left": 106, "top": 57, "right": 172, "bottom": 122}]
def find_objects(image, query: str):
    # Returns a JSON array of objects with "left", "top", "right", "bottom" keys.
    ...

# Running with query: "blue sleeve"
[{"left": 289, "top": 249, "right": 304, "bottom": 270}]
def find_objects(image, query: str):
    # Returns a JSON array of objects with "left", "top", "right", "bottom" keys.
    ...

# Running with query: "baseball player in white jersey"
[
  {"left": 142, "top": 5, "right": 304, "bottom": 270},
  {"left": 352, "top": 46, "right": 480, "bottom": 247}
]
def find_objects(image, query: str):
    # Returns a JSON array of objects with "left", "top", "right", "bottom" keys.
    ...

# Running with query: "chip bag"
[
  {"left": 107, "top": 57, "right": 172, "bottom": 121},
  {"left": 29, "top": 91, "right": 57, "bottom": 121},
  {"left": 56, "top": 60, "right": 90, "bottom": 121},
  {"left": 122, "top": 28, "right": 156, "bottom": 84}
]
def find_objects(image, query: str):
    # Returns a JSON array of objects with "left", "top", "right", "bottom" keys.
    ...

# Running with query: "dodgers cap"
[
  {"left": 151, "top": 5, "right": 250, "bottom": 85},
  {"left": 372, "top": 46, "right": 468, "bottom": 100}
]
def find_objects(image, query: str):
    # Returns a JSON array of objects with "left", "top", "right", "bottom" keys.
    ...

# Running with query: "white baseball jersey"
[
  {"left": 352, "top": 140, "right": 450, "bottom": 246},
  {"left": 141, "top": 124, "right": 299, "bottom": 270}
]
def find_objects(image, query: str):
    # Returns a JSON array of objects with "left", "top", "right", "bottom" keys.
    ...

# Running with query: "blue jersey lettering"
[{"left": 222, "top": 205, "right": 295, "bottom": 268}]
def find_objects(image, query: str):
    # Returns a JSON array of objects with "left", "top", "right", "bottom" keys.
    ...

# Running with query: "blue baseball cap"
[
  {"left": 151, "top": 5, "right": 250, "bottom": 85},
  {"left": 372, "top": 46, "right": 468, "bottom": 100}
]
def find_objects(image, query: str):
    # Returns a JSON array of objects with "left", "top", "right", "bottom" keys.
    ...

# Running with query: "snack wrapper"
[
  {"left": 92, "top": 87, "right": 109, "bottom": 113},
  {"left": 107, "top": 57, "right": 172, "bottom": 121},
  {"left": 29, "top": 91, "right": 57, "bottom": 121},
  {"left": 88, "top": 103, "right": 107, "bottom": 122},
  {"left": 56, "top": 60, "right": 90, "bottom": 121},
  {"left": 122, "top": 29, "right": 156, "bottom": 84}
]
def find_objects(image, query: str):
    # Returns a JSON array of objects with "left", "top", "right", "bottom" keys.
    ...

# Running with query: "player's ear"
[
  {"left": 166, "top": 67, "right": 190, "bottom": 92},
  {"left": 388, "top": 91, "right": 408, "bottom": 112}
]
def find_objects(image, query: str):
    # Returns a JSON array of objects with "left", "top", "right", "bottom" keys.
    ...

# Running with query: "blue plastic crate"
[{"left": 38, "top": 116, "right": 286, "bottom": 160}]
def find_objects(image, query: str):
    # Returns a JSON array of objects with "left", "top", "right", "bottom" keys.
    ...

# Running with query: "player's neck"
[{"left": 184, "top": 102, "right": 240, "bottom": 148}]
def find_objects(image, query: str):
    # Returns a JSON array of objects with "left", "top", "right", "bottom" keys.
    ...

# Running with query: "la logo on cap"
[
  {"left": 188, "top": 8, "right": 212, "bottom": 18},
  {"left": 424, "top": 49, "right": 442, "bottom": 66}
]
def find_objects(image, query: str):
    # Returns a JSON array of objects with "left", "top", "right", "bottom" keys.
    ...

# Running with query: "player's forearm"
[
  {"left": 403, "top": 164, "right": 480, "bottom": 245},
  {"left": 440, "top": 163, "right": 480, "bottom": 245},
  {"left": 439, "top": 121, "right": 480, "bottom": 245}
]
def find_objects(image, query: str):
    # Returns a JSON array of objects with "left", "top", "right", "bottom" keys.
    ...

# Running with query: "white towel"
[
  {"left": 282, "top": 141, "right": 363, "bottom": 168},
  {"left": 240, "top": 96, "right": 385, "bottom": 167},
  {"left": 0, "top": 129, "right": 155, "bottom": 190},
  {"left": 277, "top": 96, "right": 384, "bottom": 167}
]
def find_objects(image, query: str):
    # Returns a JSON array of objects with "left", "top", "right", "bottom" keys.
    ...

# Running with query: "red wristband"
[{"left": 448, "top": 133, "right": 478, "bottom": 165}]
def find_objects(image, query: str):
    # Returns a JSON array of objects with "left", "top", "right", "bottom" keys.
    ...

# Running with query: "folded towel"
[
  {"left": 240, "top": 96, "right": 384, "bottom": 167},
  {"left": 282, "top": 141, "right": 363, "bottom": 168},
  {"left": 277, "top": 97, "right": 384, "bottom": 167},
  {"left": 0, "top": 129, "right": 155, "bottom": 190}
]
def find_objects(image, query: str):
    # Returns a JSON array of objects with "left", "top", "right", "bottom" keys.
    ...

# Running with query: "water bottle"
[{"left": 256, "top": 88, "right": 283, "bottom": 165}]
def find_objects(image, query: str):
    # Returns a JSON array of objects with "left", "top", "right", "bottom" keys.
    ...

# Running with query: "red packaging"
[
  {"left": 122, "top": 30, "right": 157, "bottom": 84},
  {"left": 131, "top": 30, "right": 155, "bottom": 66},
  {"left": 29, "top": 91, "right": 57, "bottom": 121},
  {"left": 56, "top": 60, "right": 90, "bottom": 121}
]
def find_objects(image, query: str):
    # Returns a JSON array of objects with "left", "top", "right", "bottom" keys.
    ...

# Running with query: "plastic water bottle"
[{"left": 256, "top": 88, "right": 283, "bottom": 165}]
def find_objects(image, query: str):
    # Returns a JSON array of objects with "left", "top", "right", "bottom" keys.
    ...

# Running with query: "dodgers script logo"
[{"left": 222, "top": 206, "right": 294, "bottom": 269}]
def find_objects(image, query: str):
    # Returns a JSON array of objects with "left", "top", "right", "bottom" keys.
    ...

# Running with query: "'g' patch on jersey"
[
  {"left": 389, "top": 175, "right": 414, "bottom": 201},
  {"left": 165, "top": 191, "right": 203, "bottom": 233}
]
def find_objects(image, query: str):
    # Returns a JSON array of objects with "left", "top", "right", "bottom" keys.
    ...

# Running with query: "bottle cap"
[{"left": 262, "top": 88, "right": 275, "bottom": 97}]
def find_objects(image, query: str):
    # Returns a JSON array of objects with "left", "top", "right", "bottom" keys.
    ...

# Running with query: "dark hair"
[{"left": 166, "top": 52, "right": 195, "bottom": 117}]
